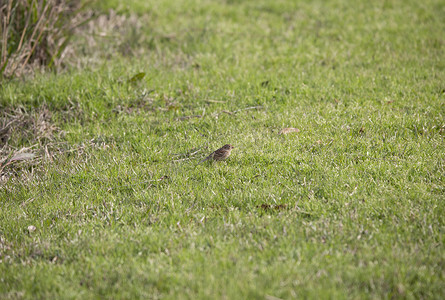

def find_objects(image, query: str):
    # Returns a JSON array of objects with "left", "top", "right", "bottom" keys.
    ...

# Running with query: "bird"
[{"left": 198, "top": 144, "right": 234, "bottom": 164}]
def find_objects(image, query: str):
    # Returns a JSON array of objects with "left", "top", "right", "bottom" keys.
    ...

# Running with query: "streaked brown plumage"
[{"left": 199, "top": 144, "right": 234, "bottom": 164}]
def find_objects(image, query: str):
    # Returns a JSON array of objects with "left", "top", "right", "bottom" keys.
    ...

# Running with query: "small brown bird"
[{"left": 199, "top": 144, "right": 234, "bottom": 164}]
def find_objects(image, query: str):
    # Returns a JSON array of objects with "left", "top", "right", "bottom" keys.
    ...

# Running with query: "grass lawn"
[{"left": 1, "top": 0, "right": 444, "bottom": 298}]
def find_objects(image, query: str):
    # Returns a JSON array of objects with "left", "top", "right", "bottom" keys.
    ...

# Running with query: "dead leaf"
[
  {"left": 279, "top": 128, "right": 300, "bottom": 135},
  {"left": 10, "top": 153, "right": 36, "bottom": 162}
]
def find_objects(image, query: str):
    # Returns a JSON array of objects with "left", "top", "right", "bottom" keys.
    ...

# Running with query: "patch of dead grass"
[
  {"left": 0, "top": 105, "right": 60, "bottom": 181},
  {"left": 0, "top": 105, "right": 59, "bottom": 148}
]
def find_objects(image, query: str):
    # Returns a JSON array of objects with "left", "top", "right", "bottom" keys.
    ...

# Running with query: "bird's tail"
[
  {"left": 198, "top": 157, "right": 209, "bottom": 164},
  {"left": 198, "top": 154, "right": 212, "bottom": 164}
]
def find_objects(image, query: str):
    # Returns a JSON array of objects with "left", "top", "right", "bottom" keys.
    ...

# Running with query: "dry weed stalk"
[{"left": 0, "top": 0, "right": 92, "bottom": 78}]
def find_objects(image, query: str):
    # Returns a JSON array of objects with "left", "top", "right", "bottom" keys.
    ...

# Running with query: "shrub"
[{"left": 0, "top": 0, "right": 91, "bottom": 79}]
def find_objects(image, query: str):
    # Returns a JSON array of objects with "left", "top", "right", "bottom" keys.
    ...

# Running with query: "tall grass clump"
[{"left": 0, "top": 0, "right": 90, "bottom": 79}]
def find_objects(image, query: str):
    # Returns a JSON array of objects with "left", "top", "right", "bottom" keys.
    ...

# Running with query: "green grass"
[{"left": 1, "top": 0, "right": 444, "bottom": 298}]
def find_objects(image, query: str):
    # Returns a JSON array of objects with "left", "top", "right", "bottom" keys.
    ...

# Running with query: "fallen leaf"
[
  {"left": 128, "top": 72, "right": 146, "bottom": 83},
  {"left": 10, "top": 153, "right": 36, "bottom": 162},
  {"left": 279, "top": 128, "right": 300, "bottom": 135}
]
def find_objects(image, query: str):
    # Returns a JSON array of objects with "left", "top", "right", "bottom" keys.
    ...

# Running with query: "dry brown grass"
[
  {"left": 0, "top": 104, "right": 115, "bottom": 182},
  {"left": 69, "top": 9, "right": 151, "bottom": 67},
  {"left": 0, "top": 105, "right": 60, "bottom": 181},
  {"left": 0, "top": 0, "right": 92, "bottom": 78},
  {"left": 0, "top": 105, "right": 58, "bottom": 147}
]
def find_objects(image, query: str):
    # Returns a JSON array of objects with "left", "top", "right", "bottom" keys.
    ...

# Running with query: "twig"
[
  {"left": 188, "top": 148, "right": 202, "bottom": 157},
  {"left": 45, "top": 145, "right": 53, "bottom": 162},
  {"left": 171, "top": 146, "right": 207, "bottom": 161}
]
